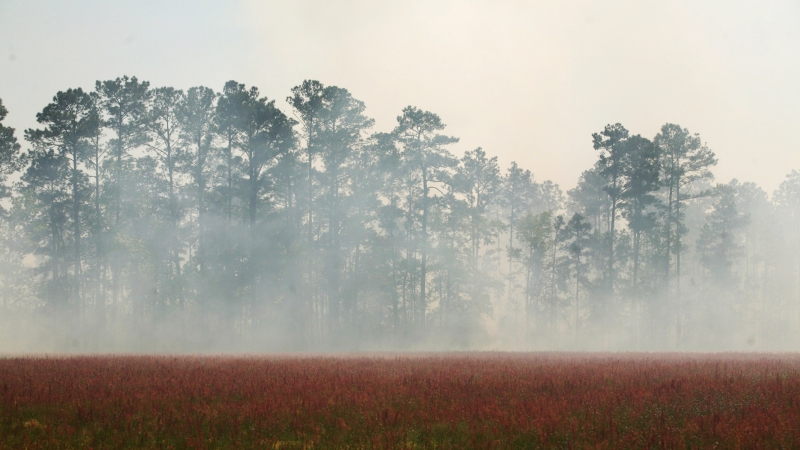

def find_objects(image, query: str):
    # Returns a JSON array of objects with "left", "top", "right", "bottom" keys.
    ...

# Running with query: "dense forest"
[{"left": 1, "top": 76, "right": 799, "bottom": 352}]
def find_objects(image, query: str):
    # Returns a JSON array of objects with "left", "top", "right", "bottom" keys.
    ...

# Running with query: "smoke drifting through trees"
[{"left": 0, "top": 77, "right": 798, "bottom": 352}]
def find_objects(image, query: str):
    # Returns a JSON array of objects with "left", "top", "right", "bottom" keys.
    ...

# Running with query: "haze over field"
[{"left": 1, "top": 1, "right": 800, "bottom": 352}]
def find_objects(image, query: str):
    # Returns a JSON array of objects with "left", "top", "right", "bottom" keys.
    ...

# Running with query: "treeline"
[{"left": 1, "top": 77, "right": 800, "bottom": 351}]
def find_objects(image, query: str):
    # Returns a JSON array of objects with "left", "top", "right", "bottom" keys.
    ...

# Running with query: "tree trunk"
[
  {"left": 72, "top": 152, "right": 82, "bottom": 317},
  {"left": 420, "top": 166, "right": 428, "bottom": 329},
  {"left": 675, "top": 179, "right": 682, "bottom": 348}
]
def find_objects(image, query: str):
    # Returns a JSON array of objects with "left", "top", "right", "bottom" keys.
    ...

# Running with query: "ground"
[{"left": 1, "top": 353, "right": 799, "bottom": 448}]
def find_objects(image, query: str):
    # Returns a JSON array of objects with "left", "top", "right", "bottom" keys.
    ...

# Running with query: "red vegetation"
[{"left": 2, "top": 353, "right": 800, "bottom": 448}]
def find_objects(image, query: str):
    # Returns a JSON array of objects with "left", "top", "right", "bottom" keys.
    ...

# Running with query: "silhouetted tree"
[
  {"left": 566, "top": 213, "right": 592, "bottom": 334},
  {"left": 26, "top": 88, "right": 99, "bottom": 314},
  {"left": 654, "top": 123, "right": 716, "bottom": 345},
  {"left": 0, "top": 98, "right": 22, "bottom": 207},
  {"left": 95, "top": 76, "right": 150, "bottom": 323},
  {"left": 592, "top": 123, "right": 629, "bottom": 296},
  {"left": 393, "top": 106, "right": 458, "bottom": 328}
]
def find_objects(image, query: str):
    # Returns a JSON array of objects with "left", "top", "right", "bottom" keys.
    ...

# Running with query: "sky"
[{"left": 1, "top": 0, "right": 799, "bottom": 194}]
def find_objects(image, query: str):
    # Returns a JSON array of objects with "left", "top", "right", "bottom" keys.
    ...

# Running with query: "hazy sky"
[{"left": 2, "top": 0, "right": 799, "bottom": 193}]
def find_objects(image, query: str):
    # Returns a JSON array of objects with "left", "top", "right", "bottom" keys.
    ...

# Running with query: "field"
[{"left": 2, "top": 354, "right": 800, "bottom": 448}]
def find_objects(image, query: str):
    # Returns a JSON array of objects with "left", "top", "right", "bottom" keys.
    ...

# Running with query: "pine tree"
[
  {"left": 393, "top": 106, "right": 458, "bottom": 329},
  {"left": 25, "top": 88, "right": 99, "bottom": 315}
]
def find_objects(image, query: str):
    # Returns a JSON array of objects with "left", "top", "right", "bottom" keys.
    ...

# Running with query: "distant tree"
[
  {"left": 546, "top": 214, "right": 569, "bottom": 334},
  {"left": 287, "top": 80, "right": 325, "bottom": 244},
  {"left": 568, "top": 163, "right": 608, "bottom": 234},
  {"left": 0, "top": 196, "right": 34, "bottom": 310},
  {"left": 0, "top": 98, "right": 25, "bottom": 310},
  {"left": 430, "top": 189, "right": 471, "bottom": 330},
  {"left": 19, "top": 147, "right": 70, "bottom": 309},
  {"left": 371, "top": 132, "right": 405, "bottom": 333},
  {"left": 697, "top": 182, "right": 748, "bottom": 282},
  {"left": 126, "top": 151, "right": 165, "bottom": 320},
  {"left": 503, "top": 162, "right": 534, "bottom": 302},
  {"left": 215, "top": 81, "right": 247, "bottom": 223},
  {"left": 267, "top": 145, "right": 305, "bottom": 342},
  {"left": 314, "top": 86, "right": 372, "bottom": 333},
  {"left": 537, "top": 181, "right": 565, "bottom": 214},
  {"left": 454, "top": 148, "right": 502, "bottom": 263},
  {"left": 286, "top": 80, "right": 326, "bottom": 335},
  {"left": 95, "top": 76, "right": 150, "bottom": 227},
  {"left": 449, "top": 148, "right": 503, "bottom": 328},
  {"left": 517, "top": 210, "right": 552, "bottom": 334},
  {"left": 95, "top": 76, "right": 150, "bottom": 320},
  {"left": 339, "top": 124, "right": 384, "bottom": 334},
  {"left": 0, "top": 98, "right": 23, "bottom": 207},
  {"left": 236, "top": 86, "right": 296, "bottom": 227},
  {"left": 25, "top": 88, "right": 99, "bottom": 313},
  {"left": 146, "top": 88, "right": 184, "bottom": 223},
  {"left": 592, "top": 123, "right": 629, "bottom": 295},
  {"left": 83, "top": 92, "right": 107, "bottom": 330},
  {"left": 774, "top": 171, "right": 800, "bottom": 252},
  {"left": 619, "top": 135, "right": 660, "bottom": 296},
  {"left": 653, "top": 123, "right": 716, "bottom": 345},
  {"left": 393, "top": 106, "right": 458, "bottom": 328},
  {"left": 239, "top": 85, "right": 297, "bottom": 332},
  {"left": 177, "top": 86, "right": 216, "bottom": 278},
  {"left": 565, "top": 213, "right": 592, "bottom": 334},
  {"left": 730, "top": 181, "right": 770, "bottom": 314},
  {"left": 772, "top": 171, "right": 800, "bottom": 335},
  {"left": 145, "top": 86, "right": 186, "bottom": 309}
]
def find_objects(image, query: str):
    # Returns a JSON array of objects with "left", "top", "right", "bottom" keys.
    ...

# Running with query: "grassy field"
[{"left": 1, "top": 353, "right": 800, "bottom": 448}]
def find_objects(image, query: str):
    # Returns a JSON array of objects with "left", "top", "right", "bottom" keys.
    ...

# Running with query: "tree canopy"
[{"left": 0, "top": 78, "right": 797, "bottom": 351}]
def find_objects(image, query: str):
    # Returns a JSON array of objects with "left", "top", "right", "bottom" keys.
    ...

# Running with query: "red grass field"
[{"left": 2, "top": 353, "right": 800, "bottom": 448}]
